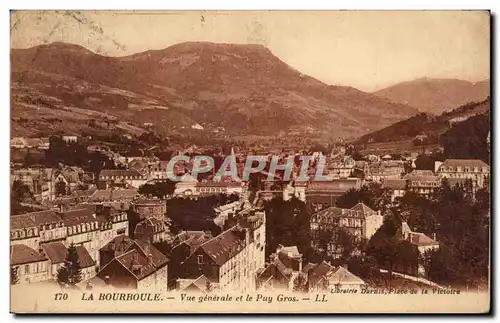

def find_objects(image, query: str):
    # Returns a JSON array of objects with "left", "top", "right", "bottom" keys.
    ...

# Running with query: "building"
[
  {"left": 10, "top": 244, "right": 50, "bottom": 285},
  {"left": 302, "top": 262, "right": 365, "bottom": 292},
  {"left": 11, "top": 206, "right": 129, "bottom": 273},
  {"left": 132, "top": 198, "right": 167, "bottom": 220},
  {"left": 89, "top": 188, "right": 139, "bottom": 203},
  {"left": 256, "top": 245, "right": 303, "bottom": 291},
  {"left": 327, "top": 156, "right": 355, "bottom": 179},
  {"left": 176, "top": 275, "right": 216, "bottom": 293},
  {"left": 96, "top": 239, "right": 168, "bottom": 293},
  {"left": 134, "top": 217, "right": 171, "bottom": 244},
  {"left": 382, "top": 179, "right": 407, "bottom": 202},
  {"left": 173, "top": 174, "right": 245, "bottom": 197},
  {"left": 149, "top": 161, "right": 173, "bottom": 180},
  {"left": 177, "top": 211, "right": 266, "bottom": 292},
  {"left": 404, "top": 170, "right": 441, "bottom": 197},
  {"left": 99, "top": 169, "right": 146, "bottom": 188},
  {"left": 283, "top": 180, "right": 307, "bottom": 202},
  {"left": 213, "top": 201, "right": 242, "bottom": 228},
  {"left": 62, "top": 135, "right": 78, "bottom": 143},
  {"left": 306, "top": 178, "right": 363, "bottom": 212},
  {"left": 96, "top": 206, "right": 129, "bottom": 245},
  {"left": 195, "top": 181, "right": 245, "bottom": 196},
  {"left": 310, "top": 203, "right": 383, "bottom": 257},
  {"left": 436, "top": 159, "right": 490, "bottom": 188},
  {"left": 40, "top": 242, "right": 96, "bottom": 281},
  {"left": 399, "top": 222, "right": 439, "bottom": 254},
  {"left": 10, "top": 210, "right": 66, "bottom": 250},
  {"left": 364, "top": 161, "right": 405, "bottom": 183}
]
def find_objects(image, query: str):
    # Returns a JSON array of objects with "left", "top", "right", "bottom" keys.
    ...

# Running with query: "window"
[
  {"left": 25, "top": 264, "right": 30, "bottom": 274},
  {"left": 197, "top": 255, "right": 204, "bottom": 264}
]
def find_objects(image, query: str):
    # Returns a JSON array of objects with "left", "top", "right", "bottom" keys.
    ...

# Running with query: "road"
[{"left": 379, "top": 268, "right": 443, "bottom": 289}]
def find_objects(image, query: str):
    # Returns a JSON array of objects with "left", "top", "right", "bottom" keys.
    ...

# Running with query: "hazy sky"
[{"left": 10, "top": 10, "right": 490, "bottom": 91}]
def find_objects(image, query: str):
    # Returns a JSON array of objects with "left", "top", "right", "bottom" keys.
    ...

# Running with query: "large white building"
[
  {"left": 435, "top": 159, "right": 490, "bottom": 188},
  {"left": 10, "top": 207, "right": 129, "bottom": 285}
]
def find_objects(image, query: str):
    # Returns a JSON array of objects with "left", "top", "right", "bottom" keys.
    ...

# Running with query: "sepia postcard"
[{"left": 9, "top": 10, "right": 491, "bottom": 314}]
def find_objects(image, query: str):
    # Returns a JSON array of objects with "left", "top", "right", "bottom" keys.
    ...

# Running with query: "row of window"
[
  {"left": 20, "top": 261, "right": 48, "bottom": 274},
  {"left": 440, "top": 166, "right": 488, "bottom": 173},
  {"left": 196, "top": 187, "right": 227, "bottom": 193},
  {"left": 100, "top": 175, "right": 142, "bottom": 180},
  {"left": 67, "top": 222, "right": 99, "bottom": 235}
]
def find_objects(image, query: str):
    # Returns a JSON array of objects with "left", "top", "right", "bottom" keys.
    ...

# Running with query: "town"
[{"left": 10, "top": 128, "right": 490, "bottom": 295}]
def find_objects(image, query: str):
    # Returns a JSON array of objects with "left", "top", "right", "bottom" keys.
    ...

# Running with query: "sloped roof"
[
  {"left": 383, "top": 179, "right": 407, "bottom": 190},
  {"left": 111, "top": 189, "right": 138, "bottom": 200},
  {"left": 307, "top": 261, "right": 335, "bottom": 287},
  {"left": 41, "top": 242, "right": 68, "bottom": 264},
  {"left": 307, "top": 179, "right": 361, "bottom": 192},
  {"left": 113, "top": 244, "right": 167, "bottom": 281},
  {"left": 100, "top": 169, "right": 143, "bottom": 178},
  {"left": 199, "top": 230, "right": 244, "bottom": 266},
  {"left": 409, "top": 232, "right": 439, "bottom": 246},
  {"left": 99, "top": 234, "right": 134, "bottom": 253},
  {"left": 11, "top": 244, "right": 47, "bottom": 265},
  {"left": 350, "top": 202, "right": 377, "bottom": 216},
  {"left": 134, "top": 217, "right": 165, "bottom": 236},
  {"left": 440, "top": 159, "right": 489, "bottom": 169},
  {"left": 61, "top": 208, "right": 97, "bottom": 226},
  {"left": 11, "top": 210, "right": 62, "bottom": 230},
  {"left": 40, "top": 242, "right": 95, "bottom": 268},
  {"left": 75, "top": 245, "right": 96, "bottom": 268},
  {"left": 328, "top": 266, "right": 365, "bottom": 285},
  {"left": 184, "top": 275, "right": 211, "bottom": 292}
]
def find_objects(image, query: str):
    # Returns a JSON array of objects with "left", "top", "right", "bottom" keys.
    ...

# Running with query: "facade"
[
  {"left": 364, "top": 161, "right": 405, "bottom": 183},
  {"left": 62, "top": 135, "right": 78, "bottom": 143},
  {"left": 283, "top": 180, "right": 307, "bottom": 202},
  {"left": 134, "top": 217, "right": 171, "bottom": 244},
  {"left": 96, "top": 239, "right": 168, "bottom": 294},
  {"left": 382, "top": 179, "right": 407, "bottom": 202},
  {"left": 99, "top": 169, "right": 146, "bottom": 188},
  {"left": 132, "top": 198, "right": 167, "bottom": 220},
  {"left": 10, "top": 206, "right": 130, "bottom": 283},
  {"left": 10, "top": 244, "right": 50, "bottom": 284},
  {"left": 436, "top": 159, "right": 490, "bottom": 188},
  {"left": 256, "top": 245, "right": 303, "bottom": 291},
  {"left": 404, "top": 170, "right": 441, "bottom": 197},
  {"left": 303, "top": 261, "right": 365, "bottom": 292},
  {"left": 178, "top": 211, "right": 265, "bottom": 292},
  {"left": 310, "top": 203, "right": 383, "bottom": 257},
  {"left": 327, "top": 156, "right": 355, "bottom": 179},
  {"left": 40, "top": 242, "right": 97, "bottom": 281},
  {"left": 400, "top": 222, "right": 439, "bottom": 254},
  {"left": 306, "top": 178, "right": 363, "bottom": 212}
]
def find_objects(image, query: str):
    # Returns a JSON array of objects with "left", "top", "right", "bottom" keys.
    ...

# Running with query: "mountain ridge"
[
  {"left": 373, "top": 77, "right": 490, "bottom": 115},
  {"left": 11, "top": 41, "right": 419, "bottom": 139}
]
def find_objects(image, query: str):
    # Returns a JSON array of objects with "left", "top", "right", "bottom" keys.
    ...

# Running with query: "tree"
[
  {"left": 336, "top": 182, "right": 391, "bottom": 213},
  {"left": 138, "top": 181, "right": 176, "bottom": 199},
  {"left": 55, "top": 181, "right": 67, "bottom": 196},
  {"left": 293, "top": 273, "right": 307, "bottom": 292},
  {"left": 11, "top": 266, "right": 19, "bottom": 285},
  {"left": 56, "top": 244, "right": 82, "bottom": 286}
]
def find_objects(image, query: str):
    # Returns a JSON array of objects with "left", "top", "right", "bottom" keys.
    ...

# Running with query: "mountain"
[
  {"left": 373, "top": 77, "right": 490, "bottom": 114},
  {"left": 355, "top": 97, "right": 490, "bottom": 147},
  {"left": 11, "top": 42, "right": 418, "bottom": 139}
]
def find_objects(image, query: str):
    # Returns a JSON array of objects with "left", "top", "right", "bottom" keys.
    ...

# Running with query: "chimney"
[{"left": 104, "top": 275, "right": 110, "bottom": 285}]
